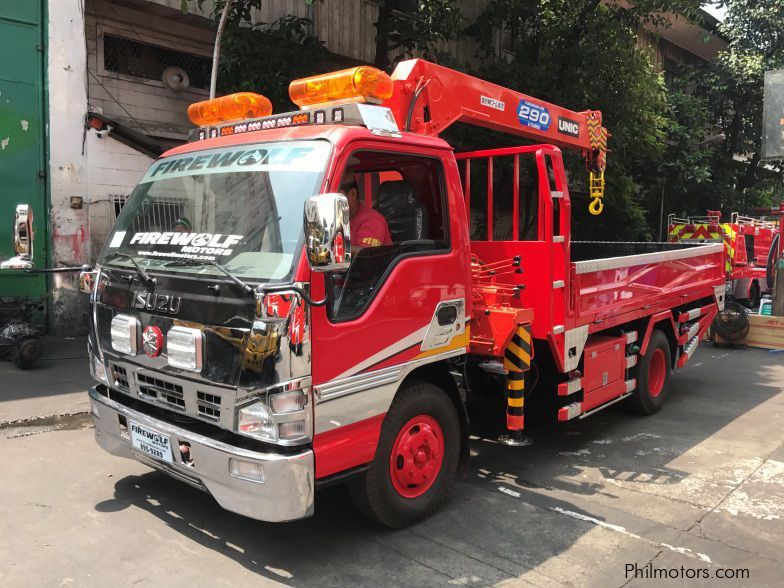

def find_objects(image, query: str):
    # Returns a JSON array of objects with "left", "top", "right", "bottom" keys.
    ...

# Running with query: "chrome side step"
[{"left": 578, "top": 392, "right": 633, "bottom": 420}]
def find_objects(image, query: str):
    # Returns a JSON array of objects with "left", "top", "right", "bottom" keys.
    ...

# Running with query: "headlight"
[
  {"left": 167, "top": 327, "right": 203, "bottom": 372},
  {"left": 110, "top": 314, "right": 138, "bottom": 355},
  {"left": 238, "top": 401, "right": 277, "bottom": 442}
]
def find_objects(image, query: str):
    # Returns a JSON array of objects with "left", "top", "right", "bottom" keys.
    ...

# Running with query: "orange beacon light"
[
  {"left": 289, "top": 66, "right": 393, "bottom": 109},
  {"left": 188, "top": 92, "right": 273, "bottom": 126}
]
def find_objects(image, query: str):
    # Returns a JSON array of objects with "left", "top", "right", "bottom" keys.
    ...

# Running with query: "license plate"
[{"left": 130, "top": 421, "right": 173, "bottom": 464}]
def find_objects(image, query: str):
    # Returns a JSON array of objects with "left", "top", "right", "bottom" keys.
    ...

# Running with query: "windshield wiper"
[
  {"left": 105, "top": 252, "right": 155, "bottom": 287},
  {"left": 167, "top": 259, "right": 254, "bottom": 297}
]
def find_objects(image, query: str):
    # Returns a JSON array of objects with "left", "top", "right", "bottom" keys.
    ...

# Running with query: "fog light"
[
  {"left": 167, "top": 327, "right": 203, "bottom": 372},
  {"left": 278, "top": 420, "right": 307, "bottom": 440},
  {"left": 229, "top": 459, "right": 266, "bottom": 483},
  {"left": 237, "top": 401, "right": 277, "bottom": 442},
  {"left": 270, "top": 390, "right": 307, "bottom": 414},
  {"left": 111, "top": 315, "right": 138, "bottom": 355}
]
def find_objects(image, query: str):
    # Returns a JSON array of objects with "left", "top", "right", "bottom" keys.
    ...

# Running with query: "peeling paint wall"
[{"left": 48, "top": 0, "right": 91, "bottom": 335}]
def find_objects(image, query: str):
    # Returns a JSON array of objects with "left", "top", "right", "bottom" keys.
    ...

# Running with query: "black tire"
[
  {"left": 713, "top": 300, "right": 749, "bottom": 343},
  {"left": 626, "top": 330, "right": 671, "bottom": 415},
  {"left": 749, "top": 282, "right": 761, "bottom": 311},
  {"left": 13, "top": 337, "right": 40, "bottom": 370},
  {"left": 348, "top": 380, "right": 461, "bottom": 528}
]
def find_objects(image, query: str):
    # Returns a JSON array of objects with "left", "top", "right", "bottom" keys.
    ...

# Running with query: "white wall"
[
  {"left": 48, "top": 0, "right": 91, "bottom": 333},
  {"left": 81, "top": 133, "right": 153, "bottom": 262}
]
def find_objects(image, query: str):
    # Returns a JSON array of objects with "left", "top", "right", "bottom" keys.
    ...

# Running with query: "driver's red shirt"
[{"left": 351, "top": 202, "right": 392, "bottom": 248}]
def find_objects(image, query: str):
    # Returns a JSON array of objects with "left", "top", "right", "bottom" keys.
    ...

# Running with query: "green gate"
[{"left": 0, "top": 1, "right": 47, "bottom": 326}]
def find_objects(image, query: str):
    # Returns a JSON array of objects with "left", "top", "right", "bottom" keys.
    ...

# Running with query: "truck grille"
[
  {"left": 137, "top": 373, "right": 186, "bottom": 410},
  {"left": 196, "top": 391, "right": 222, "bottom": 421},
  {"left": 110, "top": 364, "right": 129, "bottom": 391},
  {"left": 106, "top": 360, "right": 232, "bottom": 429}
]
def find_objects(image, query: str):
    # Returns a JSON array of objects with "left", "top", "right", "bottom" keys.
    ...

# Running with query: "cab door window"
[{"left": 329, "top": 151, "right": 449, "bottom": 321}]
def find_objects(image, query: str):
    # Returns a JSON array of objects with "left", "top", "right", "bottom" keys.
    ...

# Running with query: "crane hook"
[
  {"left": 588, "top": 170, "right": 605, "bottom": 216},
  {"left": 589, "top": 197, "right": 604, "bottom": 216}
]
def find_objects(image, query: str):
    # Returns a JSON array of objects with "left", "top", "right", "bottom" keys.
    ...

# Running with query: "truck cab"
[{"left": 87, "top": 105, "right": 473, "bottom": 523}]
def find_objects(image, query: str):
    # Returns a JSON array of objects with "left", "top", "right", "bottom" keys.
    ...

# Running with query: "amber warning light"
[
  {"left": 188, "top": 92, "right": 273, "bottom": 126},
  {"left": 289, "top": 66, "right": 393, "bottom": 109}
]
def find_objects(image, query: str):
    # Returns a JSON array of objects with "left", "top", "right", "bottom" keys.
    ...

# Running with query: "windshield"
[{"left": 99, "top": 140, "right": 330, "bottom": 281}]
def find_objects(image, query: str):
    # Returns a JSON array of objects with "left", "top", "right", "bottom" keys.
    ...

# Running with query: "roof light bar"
[
  {"left": 188, "top": 92, "right": 273, "bottom": 126},
  {"left": 289, "top": 66, "right": 394, "bottom": 109}
]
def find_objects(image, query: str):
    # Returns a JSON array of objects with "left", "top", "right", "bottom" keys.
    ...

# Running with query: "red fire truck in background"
[
  {"left": 76, "top": 60, "right": 726, "bottom": 527},
  {"left": 668, "top": 208, "right": 782, "bottom": 309}
]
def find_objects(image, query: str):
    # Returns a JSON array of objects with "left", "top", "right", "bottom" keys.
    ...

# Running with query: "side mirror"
[
  {"left": 1, "top": 204, "right": 34, "bottom": 270},
  {"left": 304, "top": 193, "right": 351, "bottom": 272}
]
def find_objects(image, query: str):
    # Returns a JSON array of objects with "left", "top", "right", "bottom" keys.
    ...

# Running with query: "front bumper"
[{"left": 89, "top": 386, "right": 314, "bottom": 522}]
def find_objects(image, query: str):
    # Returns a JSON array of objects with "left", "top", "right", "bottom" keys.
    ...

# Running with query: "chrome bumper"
[{"left": 89, "top": 386, "right": 314, "bottom": 522}]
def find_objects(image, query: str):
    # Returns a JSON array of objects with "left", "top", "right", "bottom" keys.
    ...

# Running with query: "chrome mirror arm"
[{"left": 255, "top": 284, "right": 327, "bottom": 308}]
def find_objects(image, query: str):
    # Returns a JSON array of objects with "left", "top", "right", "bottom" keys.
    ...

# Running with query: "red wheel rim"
[
  {"left": 389, "top": 415, "right": 444, "bottom": 499},
  {"left": 648, "top": 348, "right": 667, "bottom": 397}
]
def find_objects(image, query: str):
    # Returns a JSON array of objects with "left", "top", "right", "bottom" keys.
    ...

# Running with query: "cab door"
[{"left": 309, "top": 143, "right": 470, "bottom": 431}]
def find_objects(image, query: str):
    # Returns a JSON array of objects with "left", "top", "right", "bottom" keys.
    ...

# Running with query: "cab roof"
[{"left": 162, "top": 123, "right": 453, "bottom": 160}]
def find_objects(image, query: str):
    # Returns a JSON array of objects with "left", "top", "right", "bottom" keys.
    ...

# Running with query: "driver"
[
  {"left": 340, "top": 174, "right": 391, "bottom": 249},
  {"left": 173, "top": 217, "right": 192, "bottom": 233}
]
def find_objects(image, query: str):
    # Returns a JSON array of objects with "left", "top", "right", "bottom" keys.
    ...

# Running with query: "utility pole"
[{"left": 210, "top": 0, "right": 234, "bottom": 99}]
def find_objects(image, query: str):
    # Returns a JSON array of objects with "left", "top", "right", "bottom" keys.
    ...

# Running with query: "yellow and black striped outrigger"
[{"left": 501, "top": 323, "right": 533, "bottom": 446}]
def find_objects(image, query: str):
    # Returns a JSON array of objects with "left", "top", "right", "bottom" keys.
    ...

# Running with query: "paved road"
[
  {"left": 0, "top": 336, "right": 89, "bottom": 422},
  {"left": 1, "top": 346, "right": 783, "bottom": 587}
]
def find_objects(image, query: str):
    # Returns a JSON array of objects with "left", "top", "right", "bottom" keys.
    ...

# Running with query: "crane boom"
[{"left": 384, "top": 59, "right": 609, "bottom": 213}]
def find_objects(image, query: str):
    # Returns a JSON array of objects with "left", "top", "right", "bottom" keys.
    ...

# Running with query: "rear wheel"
[
  {"left": 348, "top": 380, "right": 460, "bottom": 528},
  {"left": 626, "top": 330, "right": 671, "bottom": 415},
  {"left": 13, "top": 337, "right": 40, "bottom": 369},
  {"left": 749, "top": 282, "right": 761, "bottom": 311}
]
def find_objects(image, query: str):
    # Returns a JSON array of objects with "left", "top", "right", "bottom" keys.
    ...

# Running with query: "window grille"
[
  {"left": 112, "top": 194, "right": 189, "bottom": 233},
  {"left": 103, "top": 34, "right": 211, "bottom": 90}
]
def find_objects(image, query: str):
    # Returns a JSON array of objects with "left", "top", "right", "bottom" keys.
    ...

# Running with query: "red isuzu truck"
[{"left": 77, "top": 60, "right": 725, "bottom": 527}]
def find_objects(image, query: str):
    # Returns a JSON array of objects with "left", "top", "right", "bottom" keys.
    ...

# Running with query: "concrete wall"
[
  {"left": 86, "top": 0, "right": 214, "bottom": 139},
  {"left": 47, "top": 0, "right": 215, "bottom": 334},
  {"left": 48, "top": 0, "right": 91, "bottom": 334}
]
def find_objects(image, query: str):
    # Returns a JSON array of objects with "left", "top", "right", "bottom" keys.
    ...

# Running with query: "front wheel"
[
  {"left": 348, "top": 380, "right": 461, "bottom": 528},
  {"left": 625, "top": 330, "right": 671, "bottom": 415}
]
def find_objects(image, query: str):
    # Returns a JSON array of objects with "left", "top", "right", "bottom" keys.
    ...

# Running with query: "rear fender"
[{"left": 639, "top": 311, "right": 678, "bottom": 365}]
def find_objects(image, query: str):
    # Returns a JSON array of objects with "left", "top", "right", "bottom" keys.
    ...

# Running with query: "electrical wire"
[
  {"left": 405, "top": 77, "right": 431, "bottom": 132},
  {"left": 87, "top": 69, "right": 154, "bottom": 137}
]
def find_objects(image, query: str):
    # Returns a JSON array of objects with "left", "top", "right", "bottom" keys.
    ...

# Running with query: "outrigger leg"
[{"left": 499, "top": 324, "right": 533, "bottom": 447}]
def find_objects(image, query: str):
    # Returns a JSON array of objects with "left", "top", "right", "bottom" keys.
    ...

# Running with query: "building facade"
[{"left": 0, "top": 0, "right": 726, "bottom": 334}]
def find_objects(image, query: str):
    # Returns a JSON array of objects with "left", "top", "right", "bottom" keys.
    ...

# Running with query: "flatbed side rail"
[{"left": 573, "top": 242, "right": 724, "bottom": 274}]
